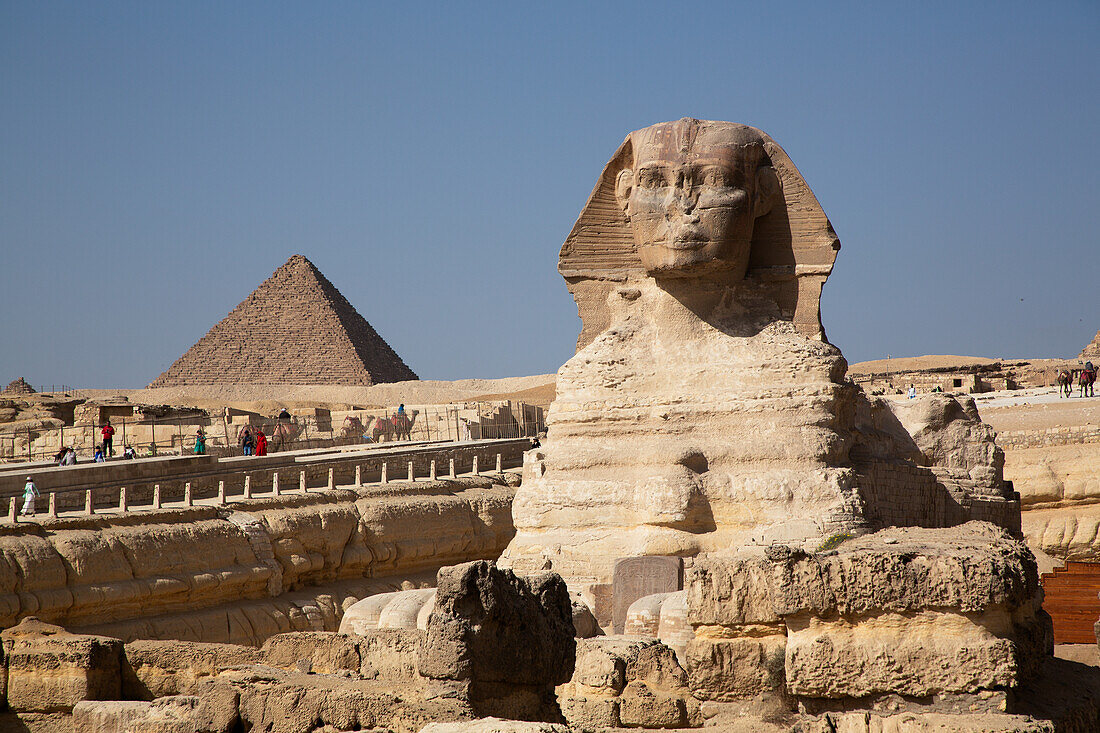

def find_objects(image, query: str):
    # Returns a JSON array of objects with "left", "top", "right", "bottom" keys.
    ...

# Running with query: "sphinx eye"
[
  {"left": 637, "top": 168, "right": 666, "bottom": 189},
  {"left": 701, "top": 168, "right": 730, "bottom": 187}
]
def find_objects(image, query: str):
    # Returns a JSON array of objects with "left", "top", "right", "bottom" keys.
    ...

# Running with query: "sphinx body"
[{"left": 501, "top": 119, "right": 1017, "bottom": 584}]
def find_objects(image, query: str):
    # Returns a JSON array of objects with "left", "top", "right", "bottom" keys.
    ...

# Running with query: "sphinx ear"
[
  {"left": 615, "top": 169, "right": 634, "bottom": 213},
  {"left": 754, "top": 166, "right": 781, "bottom": 218}
]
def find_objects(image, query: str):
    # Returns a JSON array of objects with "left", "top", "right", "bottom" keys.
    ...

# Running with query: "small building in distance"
[
  {"left": 148, "top": 255, "right": 417, "bottom": 388},
  {"left": 850, "top": 360, "right": 1023, "bottom": 396}
]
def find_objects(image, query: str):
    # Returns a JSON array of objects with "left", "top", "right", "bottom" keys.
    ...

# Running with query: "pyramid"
[
  {"left": 1079, "top": 330, "right": 1100, "bottom": 361},
  {"left": 149, "top": 255, "right": 417, "bottom": 387},
  {"left": 2, "top": 377, "right": 36, "bottom": 395}
]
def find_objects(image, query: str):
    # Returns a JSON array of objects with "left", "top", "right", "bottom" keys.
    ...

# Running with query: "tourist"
[
  {"left": 146, "top": 442, "right": 157, "bottom": 457},
  {"left": 460, "top": 418, "right": 471, "bottom": 442},
  {"left": 20, "top": 477, "right": 39, "bottom": 517},
  {"left": 255, "top": 429, "right": 268, "bottom": 457},
  {"left": 123, "top": 445, "right": 137, "bottom": 460},
  {"left": 101, "top": 419, "right": 115, "bottom": 457},
  {"left": 530, "top": 436, "right": 541, "bottom": 449},
  {"left": 54, "top": 447, "right": 67, "bottom": 465},
  {"left": 194, "top": 428, "right": 206, "bottom": 455},
  {"left": 61, "top": 447, "right": 77, "bottom": 465},
  {"left": 93, "top": 445, "right": 105, "bottom": 462},
  {"left": 907, "top": 385, "right": 916, "bottom": 399},
  {"left": 397, "top": 404, "right": 406, "bottom": 418},
  {"left": 240, "top": 427, "right": 254, "bottom": 456}
]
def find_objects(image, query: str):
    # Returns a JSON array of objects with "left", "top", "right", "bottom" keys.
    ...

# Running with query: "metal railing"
[
  {"left": 0, "top": 401, "right": 546, "bottom": 464},
  {"left": 5, "top": 446, "right": 517, "bottom": 522}
]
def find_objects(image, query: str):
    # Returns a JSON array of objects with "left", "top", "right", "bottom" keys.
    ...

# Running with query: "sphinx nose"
[{"left": 666, "top": 185, "right": 697, "bottom": 217}]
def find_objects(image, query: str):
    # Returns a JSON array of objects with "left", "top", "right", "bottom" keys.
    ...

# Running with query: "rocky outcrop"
[
  {"left": 1, "top": 617, "right": 123, "bottom": 713},
  {"left": 685, "top": 523, "right": 1050, "bottom": 706},
  {"left": 556, "top": 636, "right": 699, "bottom": 729},
  {"left": 419, "top": 561, "right": 575, "bottom": 721}
]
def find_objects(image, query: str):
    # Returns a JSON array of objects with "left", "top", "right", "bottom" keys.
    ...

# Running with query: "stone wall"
[
  {"left": 0, "top": 438, "right": 529, "bottom": 513},
  {"left": 997, "top": 425, "right": 1100, "bottom": 450},
  {"left": 0, "top": 475, "right": 518, "bottom": 645}
]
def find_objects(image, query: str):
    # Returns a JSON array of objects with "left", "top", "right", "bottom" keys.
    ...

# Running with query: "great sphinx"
[{"left": 501, "top": 118, "right": 1018, "bottom": 584}]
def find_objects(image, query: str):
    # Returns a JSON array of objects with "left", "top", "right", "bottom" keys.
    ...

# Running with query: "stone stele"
[{"left": 500, "top": 118, "right": 1016, "bottom": 584}]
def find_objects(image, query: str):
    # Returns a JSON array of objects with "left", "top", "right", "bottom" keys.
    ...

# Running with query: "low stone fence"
[
  {"left": 996, "top": 425, "right": 1100, "bottom": 450},
  {"left": 1, "top": 438, "right": 529, "bottom": 516}
]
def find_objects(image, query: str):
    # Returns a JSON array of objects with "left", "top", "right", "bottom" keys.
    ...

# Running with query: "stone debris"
[{"left": 148, "top": 254, "right": 417, "bottom": 387}]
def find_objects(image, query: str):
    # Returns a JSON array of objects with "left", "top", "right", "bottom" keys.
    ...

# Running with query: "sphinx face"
[{"left": 619, "top": 120, "right": 773, "bottom": 278}]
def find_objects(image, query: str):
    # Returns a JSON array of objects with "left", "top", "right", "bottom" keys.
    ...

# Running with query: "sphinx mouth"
[{"left": 656, "top": 239, "right": 710, "bottom": 251}]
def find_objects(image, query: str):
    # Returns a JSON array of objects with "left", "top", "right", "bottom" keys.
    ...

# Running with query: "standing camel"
[
  {"left": 392, "top": 410, "right": 419, "bottom": 441},
  {"left": 1058, "top": 369, "right": 1075, "bottom": 398},
  {"left": 371, "top": 415, "right": 396, "bottom": 443},
  {"left": 1080, "top": 367, "right": 1097, "bottom": 398}
]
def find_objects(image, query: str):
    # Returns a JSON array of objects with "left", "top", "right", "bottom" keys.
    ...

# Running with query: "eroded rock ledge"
[{"left": 0, "top": 476, "right": 517, "bottom": 645}]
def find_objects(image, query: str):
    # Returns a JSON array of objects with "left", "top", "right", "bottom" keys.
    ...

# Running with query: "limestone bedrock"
[{"left": 502, "top": 118, "right": 1016, "bottom": 583}]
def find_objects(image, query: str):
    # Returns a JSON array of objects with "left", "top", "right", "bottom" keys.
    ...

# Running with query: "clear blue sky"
[{"left": 2, "top": 2, "right": 1097, "bottom": 387}]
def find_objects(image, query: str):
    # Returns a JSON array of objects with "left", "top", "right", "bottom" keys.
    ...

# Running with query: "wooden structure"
[{"left": 1040, "top": 561, "right": 1100, "bottom": 643}]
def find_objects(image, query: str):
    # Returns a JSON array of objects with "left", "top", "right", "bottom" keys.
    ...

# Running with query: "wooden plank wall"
[{"left": 1041, "top": 561, "right": 1100, "bottom": 644}]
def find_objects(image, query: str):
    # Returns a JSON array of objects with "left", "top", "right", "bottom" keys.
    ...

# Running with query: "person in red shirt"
[
  {"left": 255, "top": 429, "right": 268, "bottom": 457},
  {"left": 101, "top": 420, "right": 116, "bottom": 458}
]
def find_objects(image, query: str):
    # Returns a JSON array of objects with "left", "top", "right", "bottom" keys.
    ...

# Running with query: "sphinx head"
[{"left": 614, "top": 118, "right": 781, "bottom": 278}]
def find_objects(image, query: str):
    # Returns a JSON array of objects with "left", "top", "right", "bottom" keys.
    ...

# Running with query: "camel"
[
  {"left": 1058, "top": 369, "right": 1075, "bottom": 398},
  {"left": 371, "top": 410, "right": 419, "bottom": 442},
  {"left": 342, "top": 415, "right": 366, "bottom": 439},
  {"left": 393, "top": 410, "right": 419, "bottom": 441},
  {"left": 1080, "top": 367, "right": 1097, "bottom": 398},
  {"left": 268, "top": 419, "right": 300, "bottom": 451}
]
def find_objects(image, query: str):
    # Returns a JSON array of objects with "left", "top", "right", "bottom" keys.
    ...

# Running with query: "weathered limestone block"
[
  {"left": 418, "top": 561, "right": 574, "bottom": 687},
  {"left": 72, "top": 693, "right": 237, "bottom": 733},
  {"left": 618, "top": 679, "right": 687, "bottom": 728},
  {"left": 888, "top": 394, "right": 1005, "bottom": 483},
  {"left": 684, "top": 633, "right": 786, "bottom": 701},
  {"left": 570, "top": 596, "right": 602, "bottom": 638},
  {"left": 259, "top": 630, "right": 360, "bottom": 674},
  {"left": 784, "top": 610, "right": 1021, "bottom": 698},
  {"left": 1008, "top": 443, "right": 1100, "bottom": 510},
  {"left": 1, "top": 617, "right": 123, "bottom": 713},
  {"left": 556, "top": 636, "right": 698, "bottom": 728},
  {"left": 685, "top": 524, "right": 1051, "bottom": 701},
  {"left": 122, "top": 639, "right": 261, "bottom": 698},
  {"left": 211, "top": 666, "right": 472, "bottom": 733},
  {"left": 357, "top": 627, "right": 423, "bottom": 681}
]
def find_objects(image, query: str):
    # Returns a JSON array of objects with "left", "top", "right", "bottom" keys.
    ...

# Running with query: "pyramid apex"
[{"left": 281, "top": 254, "right": 316, "bottom": 270}]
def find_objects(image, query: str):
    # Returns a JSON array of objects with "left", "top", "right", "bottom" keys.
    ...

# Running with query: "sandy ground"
[
  {"left": 72, "top": 374, "right": 558, "bottom": 412},
  {"left": 970, "top": 387, "right": 1100, "bottom": 432},
  {"left": 1055, "top": 644, "right": 1100, "bottom": 667},
  {"left": 848, "top": 355, "right": 1003, "bottom": 375}
]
